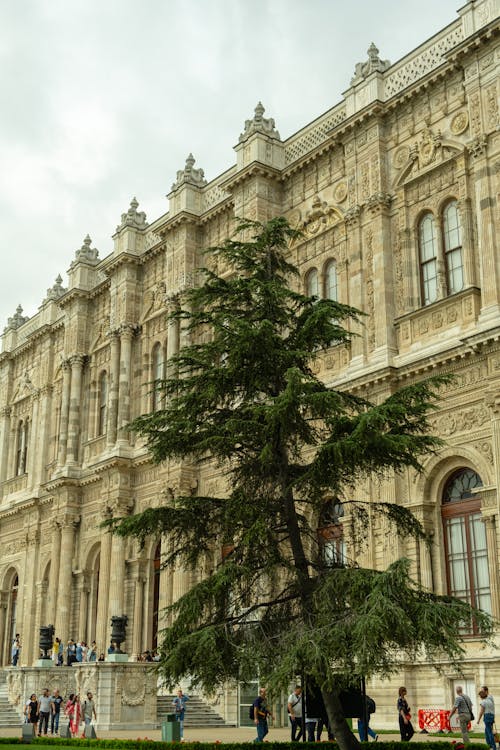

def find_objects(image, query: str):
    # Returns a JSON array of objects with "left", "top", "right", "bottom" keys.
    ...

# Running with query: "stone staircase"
[
  {"left": 0, "top": 673, "right": 21, "bottom": 727},
  {"left": 157, "top": 695, "right": 228, "bottom": 727}
]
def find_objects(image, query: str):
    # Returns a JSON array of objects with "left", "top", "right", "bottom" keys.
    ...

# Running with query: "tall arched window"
[
  {"left": 419, "top": 213, "right": 438, "bottom": 306},
  {"left": 97, "top": 372, "right": 107, "bottom": 436},
  {"left": 152, "top": 343, "right": 165, "bottom": 410},
  {"left": 15, "top": 420, "right": 28, "bottom": 476},
  {"left": 306, "top": 268, "right": 319, "bottom": 298},
  {"left": 324, "top": 261, "right": 338, "bottom": 302},
  {"left": 318, "top": 499, "right": 345, "bottom": 566},
  {"left": 441, "top": 468, "right": 491, "bottom": 630},
  {"left": 443, "top": 201, "right": 464, "bottom": 295}
]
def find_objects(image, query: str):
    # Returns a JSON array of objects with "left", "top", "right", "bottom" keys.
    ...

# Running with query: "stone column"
[
  {"left": 57, "top": 360, "right": 71, "bottom": 468},
  {"left": 0, "top": 407, "right": 11, "bottom": 483},
  {"left": 0, "top": 593, "right": 8, "bottom": 666},
  {"left": 473, "top": 141, "right": 500, "bottom": 323},
  {"left": 47, "top": 523, "right": 61, "bottom": 625},
  {"left": 96, "top": 521, "right": 112, "bottom": 651},
  {"left": 77, "top": 571, "right": 90, "bottom": 643},
  {"left": 458, "top": 197, "right": 477, "bottom": 287},
  {"left": 131, "top": 562, "right": 146, "bottom": 659},
  {"left": 483, "top": 516, "right": 500, "bottom": 620},
  {"left": 66, "top": 355, "right": 84, "bottom": 465},
  {"left": 344, "top": 208, "right": 364, "bottom": 366},
  {"left": 33, "top": 386, "right": 52, "bottom": 487},
  {"left": 108, "top": 535, "right": 126, "bottom": 620},
  {"left": 117, "top": 325, "right": 135, "bottom": 444},
  {"left": 27, "top": 391, "right": 39, "bottom": 490},
  {"left": 106, "top": 331, "right": 120, "bottom": 447},
  {"left": 55, "top": 514, "right": 79, "bottom": 643}
]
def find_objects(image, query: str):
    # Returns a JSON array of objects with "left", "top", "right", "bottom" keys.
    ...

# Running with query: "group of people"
[
  {"left": 23, "top": 689, "right": 96, "bottom": 738},
  {"left": 399, "top": 684, "right": 497, "bottom": 749},
  {"left": 51, "top": 638, "right": 102, "bottom": 666}
]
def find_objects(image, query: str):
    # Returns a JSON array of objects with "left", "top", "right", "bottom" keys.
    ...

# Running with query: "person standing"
[
  {"left": 252, "top": 687, "right": 273, "bottom": 743},
  {"left": 11, "top": 634, "right": 21, "bottom": 666},
  {"left": 287, "top": 685, "right": 303, "bottom": 742},
  {"left": 38, "top": 688, "right": 51, "bottom": 737},
  {"left": 397, "top": 686, "right": 415, "bottom": 741},
  {"left": 477, "top": 687, "right": 495, "bottom": 750},
  {"left": 358, "top": 695, "right": 378, "bottom": 742},
  {"left": 172, "top": 689, "right": 189, "bottom": 740},
  {"left": 50, "top": 689, "right": 64, "bottom": 736},
  {"left": 87, "top": 641, "right": 97, "bottom": 662},
  {"left": 82, "top": 691, "right": 97, "bottom": 732},
  {"left": 65, "top": 693, "right": 82, "bottom": 737},
  {"left": 450, "top": 685, "right": 474, "bottom": 744},
  {"left": 24, "top": 694, "right": 39, "bottom": 727}
]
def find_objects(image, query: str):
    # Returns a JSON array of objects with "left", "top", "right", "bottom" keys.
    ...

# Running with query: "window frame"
[
  {"left": 442, "top": 200, "right": 464, "bottom": 296},
  {"left": 418, "top": 212, "right": 439, "bottom": 306}
]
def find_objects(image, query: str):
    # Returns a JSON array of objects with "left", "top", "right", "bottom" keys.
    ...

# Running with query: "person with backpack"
[
  {"left": 450, "top": 686, "right": 474, "bottom": 744},
  {"left": 287, "top": 685, "right": 303, "bottom": 741},
  {"left": 358, "top": 695, "right": 378, "bottom": 741},
  {"left": 172, "top": 689, "right": 189, "bottom": 740},
  {"left": 251, "top": 687, "right": 274, "bottom": 743}
]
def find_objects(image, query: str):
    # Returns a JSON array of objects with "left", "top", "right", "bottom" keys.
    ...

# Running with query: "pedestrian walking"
[
  {"left": 24, "top": 694, "right": 38, "bottom": 726},
  {"left": 172, "top": 689, "right": 189, "bottom": 740},
  {"left": 358, "top": 695, "right": 378, "bottom": 741},
  {"left": 477, "top": 687, "right": 495, "bottom": 750},
  {"left": 82, "top": 691, "right": 97, "bottom": 732},
  {"left": 287, "top": 685, "right": 303, "bottom": 741},
  {"left": 38, "top": 688, "right": 51, "bottom": 736},
  {"left": 450, "top": 685, "right": 474, "bottom": 744},
  {"left": 50, "top": 689, "right": 64, "bottom": 736},
  {"left": 397, "top": 686, "right": 415, "bottom": 741},
  {"left": 252, "top": 687, "right": 273, "bottom": 743}
]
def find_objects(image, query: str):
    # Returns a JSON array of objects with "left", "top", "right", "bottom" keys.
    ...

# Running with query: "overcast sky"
[{"left": 0, "top": 0, "right": 463, "bottom": 331}]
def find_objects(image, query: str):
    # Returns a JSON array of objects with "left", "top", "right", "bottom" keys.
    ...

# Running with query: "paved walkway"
[{"left": 0, "top": 725, "right": 482, "bottom": 743}]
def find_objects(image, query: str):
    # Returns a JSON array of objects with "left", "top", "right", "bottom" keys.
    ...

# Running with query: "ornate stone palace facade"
[{"left": 0, "top": 0, "right": 498, "bottom": 726}]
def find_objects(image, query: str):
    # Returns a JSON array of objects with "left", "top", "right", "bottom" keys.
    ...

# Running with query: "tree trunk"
[{"left": 322, "top": 688, "right": 360, "bottom": 750}]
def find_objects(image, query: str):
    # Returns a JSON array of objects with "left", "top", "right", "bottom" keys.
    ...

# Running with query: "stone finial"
[
  {"left": 239, "top": 101, "right": 281, "bottom": 143},
  {"left": 72, "top": 235, "right": 100, "bottom": 266},
  {"left": 116, "top": 198, "right": 148, "bottom": 233},
  {"left": 351, "top": 43, "right": 391, "bottom": 85},
  {"left": 45, "top": 274, "right": 67, "bottom": 302},
  {"left": 171, "top": 154, "right": 207, "bottom": 192},
  {"left": 4, "top": 304, "right": 29, "bottom": 332}
]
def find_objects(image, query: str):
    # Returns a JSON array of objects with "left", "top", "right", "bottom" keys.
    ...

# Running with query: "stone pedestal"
[
  {"left": 106, "top": 653, "right": 129, "bottom": 663},
  {"left": 35, "top": 659, "right": 53, "bottom": 668},
  {"left": 5, "top": 662, "right": 157, "bottom": 731}
]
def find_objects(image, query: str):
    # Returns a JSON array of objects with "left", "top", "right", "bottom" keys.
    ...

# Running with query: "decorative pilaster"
[
  {"left": 106, "top": 331, "right": 120, "bottom": 447},
  {"left": 33, "top": 385, "right": 52, "bottom": 487},
  {"left": 108, "top": 535, "right": 127, "bottom": 621},
  {"left": 27, "top": 390, "right": 40, "bottom": 489},
  {"left": 483, "top": 516, "right": 500, "bottom": 620},
  {"left": 57, "top": 360, "right": 71, "bottom": 468},
  {"left": 0, "top": 593, "right": 7, "bottom": 666}
]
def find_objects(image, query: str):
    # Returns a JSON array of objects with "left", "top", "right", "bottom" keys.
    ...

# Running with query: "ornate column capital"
[
  {"left": 118, "top": 323, "right": 140, "bottom": 340},
  {"left": 484, "top": 390, "right": 500, "bottom": 416},
  {"left": 68, "top": 354, "right": 85, "bottom": 369},
  {"left": 344, "top": 205, "right": 361, "bottom": 228},
  {"left": 0, "top": 406, "right": 11, "bottom": 418}
]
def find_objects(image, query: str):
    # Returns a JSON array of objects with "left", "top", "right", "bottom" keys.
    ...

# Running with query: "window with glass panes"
[
  {"left": 318, "top": 499, "right": 345, "bottom": 566},
  {"left": 152, "top": 343, "right": 165, "bottom": 410},
  {"left": 418, "top": 213, "right": 438, "bottom": 305},
  {"left": 443, "top": 201, "right": 464, "bottom": 294},
  {"left": 324, "top": 261, "right": 338, "bottom": 301},
  {"left": 306, "top": 268, "right": 319, "bottom": 297},
  {"left": 97, "top": 372, "right": 107, "bottom": 436},
  {"left": 441, "top": 468, "right": 491, "bottom": 633}
]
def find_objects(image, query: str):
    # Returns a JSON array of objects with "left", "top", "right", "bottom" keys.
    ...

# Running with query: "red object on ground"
[{"left": 418, "top": 709, "right": 471, "bottom": 732}]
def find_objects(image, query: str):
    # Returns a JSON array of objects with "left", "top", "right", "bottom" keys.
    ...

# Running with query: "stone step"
[{"left": 157, "top": 695, "right": 227, "bottom": 727}]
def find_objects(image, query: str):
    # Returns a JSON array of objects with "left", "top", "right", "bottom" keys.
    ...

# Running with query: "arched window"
[
  {"left": 324, "top": 261, "right": 338, "bottom": 302},
  {"left": 443, "top": 201, "right": 464, "bottom": 295},
  {"left": 306, "top": 268, "right": 319, "bottom": 298},
  {"left": 441, "top": 468, "right": 491, "bottom": 630},
  {"left": 152, "top": 343, "right": 165, "bottom": 410},
  {"left": 15, "top": 420, "right": 28, "bottom": 476},
  {"left": 318, "top": 499, "right": 345, "bottom": 566},
  {"left": 97, "top": 372, "right": 107, "bottom": 436},
  {"left": 419, "top": 213, "right": 438, "bottom": 306}
]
